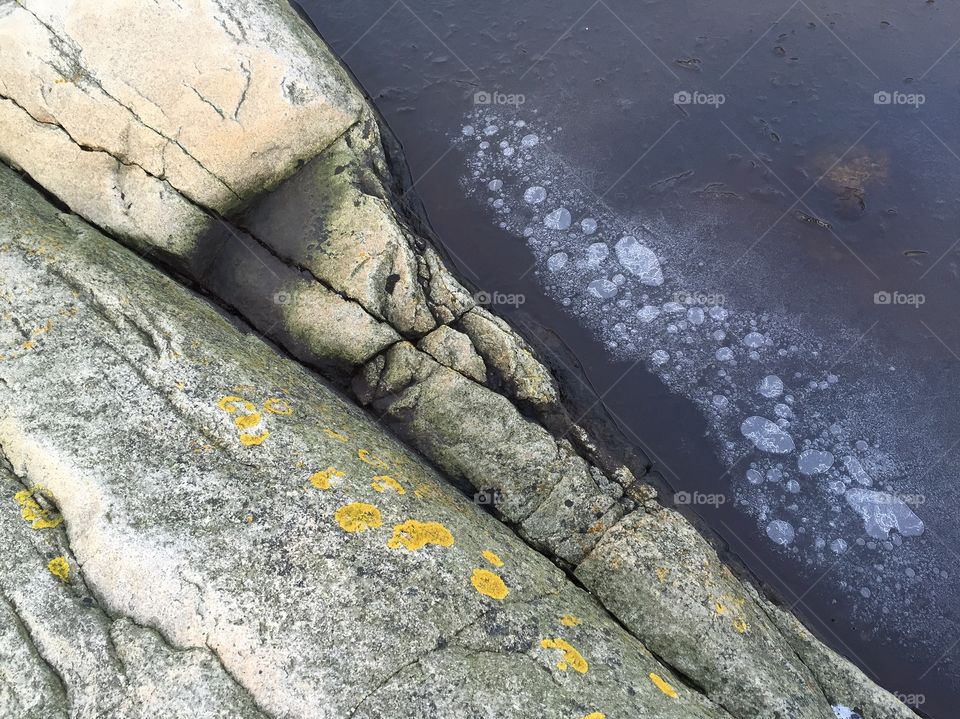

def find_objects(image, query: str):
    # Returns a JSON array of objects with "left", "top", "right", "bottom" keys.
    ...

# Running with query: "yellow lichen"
[
  {"left": 656, "top": 567, "right": 668, "bottom": 583},
  {"left": 371, "top": 475, "right": 405, "bottom": 494},
  {"left": 471, "top": 568, "right": 509, "bottom": 600},
  {"left": 239, "top": 430, "right": 269, "bottom": 446},
  {"left": 217, "top": 396, "right": 255, "bottom": 413},
  {"left": 21, "top": 339, "right": 34, "bottom": 350},
  {"left": 715, "top": 602, "right": 727, "bottom": 616},
  {"left": 358, "top": 449, "right": 389, "bottom": 470},
  {"left": 47, "top": 556, "right": 70, "bottom": 582},
  {"left": 582, "top": 714, "right": 605, "bottom": 719},
  {"left": 335, "top": 502, "right": 383, "bottom": 533},
  {"left": 387, "top": 520, "right": 454, "bottom": 551},
  {"left": 649, "top": 673, "right": 678, "bottom": 699},
  {"left": 263, "top": 398, "right": 293, "bottom": 415},
  {"left": 234, "top": 412, "right": 262, "bottom": 430},
  {"left": 560, "top": 614, "right": 581, "bottom": 627},
  {"left": 309, "top": 467, "right": 345, "bottom": 491},
  {"left": 14, "top": 487, "right": 63, "bottom": 529},
  {"left": 482, "top": 550, "right": 504, "bottom": 567},
  {"left": 540, "top": 638, "right": 588, "bottom": 673},
  {"left": 732, "top": 617, "right": 749, "bottom": 634},
  {"left": 323, "top": 428, "right": 349, "bottom": 442}
]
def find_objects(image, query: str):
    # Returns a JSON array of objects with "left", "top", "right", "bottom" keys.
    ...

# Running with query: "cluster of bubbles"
[{"left": 455, "top": 110, "right": 945, "bottom": 633}]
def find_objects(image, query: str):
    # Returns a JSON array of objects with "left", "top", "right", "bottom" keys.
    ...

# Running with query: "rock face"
[
  {"left": 0, "top": 166, "right": 733, "bottom": 719},
  {"left": 0, "top": 1, "right": 919, "bottom": 718}
]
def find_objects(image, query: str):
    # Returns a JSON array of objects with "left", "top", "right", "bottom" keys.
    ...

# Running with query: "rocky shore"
[{"left": 0, "top": 2, "right": 918, "bottom": 718}]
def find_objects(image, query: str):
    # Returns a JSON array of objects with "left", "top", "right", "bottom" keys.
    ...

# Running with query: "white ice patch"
[
  {"left": 741, "top": 416, "right": 796, "bottom": 453},
  {"left": 544, "top": 207, "right": 572, "bottom": 230},
  {"left": 843, "top": 456, "right": 873, "bottom": 486},
  {"left": 581, "top": 218, "right": 598, "bottom": 234},
  {"left": 798, "top": 449, "right": 835, "bottom": 475},
  {"left": 547, "top": 252, "right": 568, "bottom": 272},
  {"left": 524, "top": 186, "right": 547, "bottom": 204},
  {"left": 587, "top": 278, "right": 618, "bottom": 299},
  {"left": 758, "top": 375, "right": 784, "bottom": 398},
  {"left": 766, "top": 519, "right": 795, "bottom": 545},
  {"left": 614, "top": 236, "right": 663, "bottom": 285},
  {"left": 638, "top": 305, "right": 660, "bottom": 323},
  {"left": 845, "top": 489, "right": 925, "bottom": 540}
]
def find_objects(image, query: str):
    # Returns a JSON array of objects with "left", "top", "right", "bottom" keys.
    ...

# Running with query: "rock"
[
  {"left": 0, "top": 165, "right": 733, "bottom": 719},
  {"left": 417, "top": 324, "right": 487, "bottom": 383},
  {"left": 576, "top": 509, "right": 835, "bottom": 719}
]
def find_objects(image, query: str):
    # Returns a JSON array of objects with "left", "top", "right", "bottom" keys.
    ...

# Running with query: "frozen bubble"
[
  {"left": 855, "top": 440, "right": 869, "bottom": 451},
  {"left": 614, "top": 236, "right": 663, "bottom": 286},
  {"left": 652, "top": 349, "right": 670, "bottom": 366},
  {"left": 638, "top": 305, "right": 661, "bottom": 323},
  {"left": 688, "top": 307, "right": 705, "bottom": 324},
  {"left": 712, "top": 395, "right": 728, "bottom": 408},
  {"left": 845, "top": 488, "right": 925, "bottom": 539},
  {"left": 524, "top": 186, "right": 547, "bottom": 204},
  {"left": 709, "top": 306, "right": 729, "bottom": 321},
  {"left": 544, "top": 207, "right": 572, "bottom": 230},
  {"left": 746, "top": 469, "right": 764, "bottom": 485},
  {"left": 663, "top": 302, "right": 685, "bottom": 313},
  {"left": 712, "top": 329, "right": 726, "bottom": 341},
  {"left": 798, "top": 449, "right": 835, "bottom": 475},
  {"left": 827, "top": 374, "right": 839, "bottom": 384},
  {"left": 479, "top": 141, "right": 490, "bottom": 149},
  {"left": 483, "top": 124, "right": 499, "bottom": 135},
  {"left": 502, "top": 146, "right": 514, "bottom": 157},
  {"left": 766, "top": 519, "right": 795, "bottom": 545},
  {"left": 758, "top": 375, "right": 784, "bottom": 398},
  {"left": 716, "top": 347, "right": 734, "bottom": 362},
  {"left": 743, "top": 331, "right": 765, "bottom": 348},
  {"left": 462, "top": 125, "right": 475, "bottom": 136},
  {"left": 741, "top": 416, "right": 796, "bottom": 453},
  {"left": 774, "top": 403, "right": 792, "bottom": 419},
  {"left": 830, "top": 538, "right": 848, "bottom": 554},
  {"left": 766, "top": 468, "right": 783, "bottom": 483},
  {"left": 786, "top": 479, "right": 801, "bottom": 493},
  {"left": 860, "top": 587, "right": 871, "bottom": 598},
  {"left": 521, "top": 133, "right": 539, "bottom": 147},
  {"left": 906, "top": 567, "right": 916, "bottom": 578},
  {"left": 487, "top": 179, "right": 503, "bottom": 191},
  {"left": 587, "top": 278, "right": 618, "bottom": 299},
  {"left": 547, "top": 252, "right": 568, "bottom": 272},
  {"left": 581, "top": 218, "right": 598, "bottom": 234},
  {"left": 586, "top": 242, "right": 609, "bottom": 265},
  {"left": 843, "top": 456, "right": 873, "bottom": 486}
]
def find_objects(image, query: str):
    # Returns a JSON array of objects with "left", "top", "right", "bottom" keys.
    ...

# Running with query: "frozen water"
[
  {"left": 758, "top": 375, "right": 784, "bottom": 398},
  {"left": 741, "top": 416, "right": 795, "bottom": 453},
  {"left": 524, "top": 186, "right": 547, "bottom": 204},
  {"left": 843, "top": 456, "right": 873, "bottom": 486},
  {"left": 544, "top": 207, "right": 572, "bottom": 230},
  {"left": 845, "top": 489, "right": 925, "bottom": 540},
  {"left": 586, "top": 242, "right": 609, "bottom": 265},
  {"left": 614, "top": 236, "right": 663, "bottom": 285},
  {"left": 581, "top": 218, "right": 598, "bottom": 234},
  {"left": 521, "top": 133, "right": 540, "bottom": 147},
  {"left": 547, "top": 252, "right": 568, "bottom": 271},
  {"left": 638, "top": 305, "right": 660, "bottom": 322},
  {"left": 588, "top": 278, "right": 618, "bottom": 299},
  {"left": 766, "top": 519, "right": 796, "bottom": 545},
  {"left": 798, "top": 450, "right": 835, "bottom": 475}
]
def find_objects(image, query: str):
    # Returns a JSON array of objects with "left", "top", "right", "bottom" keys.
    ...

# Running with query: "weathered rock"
[
  {"left": 417, "top": 324, "right": 487, "bottom": 383},
  {"left": 576, "top": 509, "right": 835, "bottom": 719},
  {"left": 353, "top": 341, "right": 624, "bottom": 565},
  {"left": 0, "top": 166, "right": 734, "bottom": 719}
]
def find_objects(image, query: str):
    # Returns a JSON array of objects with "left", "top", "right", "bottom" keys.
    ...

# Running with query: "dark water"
[{"left": 298, "top": 1, "right": 960, "bottom": 714}]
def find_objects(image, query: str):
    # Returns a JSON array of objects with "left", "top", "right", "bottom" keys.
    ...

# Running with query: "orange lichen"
[
  {"left": 649, "top": 673, "right": 678, "bottom": 699},
  {"left": 482, "top": 550, "right": 504, "bottom": 567},
  {"left": 387, "top": 520, "right": 454, "bottom": 551},
  {"left": 371, "top": 475, "right": 405, "bottom": 494},
  {"left": 322, "top": 428, "right": 349, "bottom": 442},
  {"left": 309, "top": 467, "right": 345, "bottom": 491},
  {"left": 540, "top": 638, "right": 588, "bottom": 673},
  {"left": 560, "top": 614, "right": 581, "bottom": 627},
  {"left": 239, "top": 430, "right": 270, "bottom": 446},
  {"left": 14, "top": 487, "right": 63, "bottom": 529},
  {"left": 47, "top": 556, "right": 70, "bottom": 582},
  {"left": 263, "top": 398, "right": 293, "bottom": 415},
  {"left": 357, "top": 449, "right": 389, "bottom": 470},
  {"left": 335, "top": 502, "right": 383, "bottom": 532},
  {"left": 471, "top": 568, "right": 509, "bottom": 600}
]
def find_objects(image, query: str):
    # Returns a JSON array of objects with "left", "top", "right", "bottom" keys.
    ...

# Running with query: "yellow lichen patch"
[
  {"left": 471, "top": 568, "right": 509, "bottom": 600},
  {"left": 234, "top": 412, "right": 263, "bottom": 430},
  {"left": 387, "top": 520, "right": 454, "bottom": 551},
  {"left": 732, "top": 617, "right": 749, "bottom": 634},
  {"left": 239, "top": 430, "right": 270, "bottom": 446},
  {"left": 335, "top": 502, "right": 383, "bottom": 533},
  {"left": 309, "top": 467, "right": 345, "bottom": 491},
  {"left": 322, "top": 428, "right": 349, "bottom": 442},
  {"left": 560, "top": 614, "right": 581, "bottom": 627},
  {"left": 714, "top": 602, "right": 727, "bottom": 616},
  {"left": 482, "top": 550, "right": 504, "bottom": 567},
  {"left": 357, "top": 449, "right": 389, "bottom": 470},
  {"left": 371, "top": 475, "right": 405, "bottom": 494},
  {"left": 582, "top": 714, "right": 605, "bottom": 719},
  {"left": 21, "top": 339, "right": 34, "bottom": 350},
  {"left": 649, "top": 673, "right": 678, "bottom": 699},
  {"left": 14, "top": 487, "right": 63, "bottom": 529},
  {"left": 656, "top": 567, "right": 669, "bottom": 583},
  {"left": 540, "top": 638, "right": 588, "bottom": 673},
  {"left": 47, "top": 556, "right": 70, "bottom": 582},
  {"left": 217, "top": 395, "right": 255, "bottom": 413},
  {"left": 263, "top": 398, "right": 293, "bottom": 415}
]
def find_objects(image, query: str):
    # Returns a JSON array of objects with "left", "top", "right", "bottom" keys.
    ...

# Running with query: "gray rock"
[{"left": 417, "top": 324, "right": 488, "bottom": 383}]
